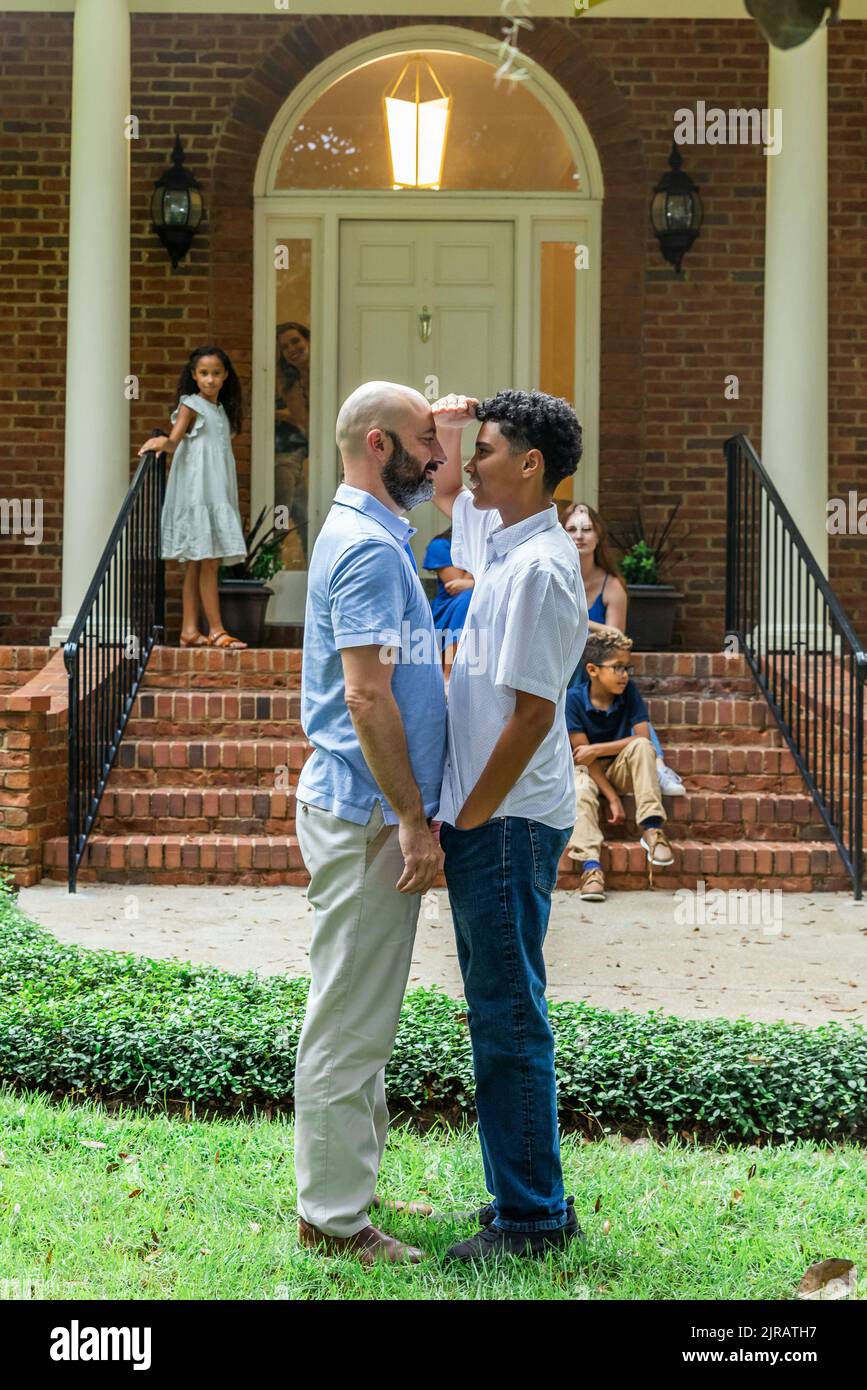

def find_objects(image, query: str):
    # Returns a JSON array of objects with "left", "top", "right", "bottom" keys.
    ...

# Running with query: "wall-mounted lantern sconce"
[
  {"left": 150, "top": 134, "right": 204, "bottom": 269},
  {"left": 744, "top": 0, "right": 840, "bottom": 50},
  {"left": 650, "top": 142, "right": 704, "bottom": 275}
]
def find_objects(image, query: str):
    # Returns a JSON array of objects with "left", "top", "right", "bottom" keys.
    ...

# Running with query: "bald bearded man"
[{"left": 293, "top": 381, "right": 448, "bottom": 1264}]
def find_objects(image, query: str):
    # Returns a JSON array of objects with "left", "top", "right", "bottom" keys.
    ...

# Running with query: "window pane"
[
  {"left": 275, "top": 240, "right": 311, "bottom": 572},
  {"left": 538, "top": 241, "right": 577, "bottom": 503},
  {"left": 275, "top": 52, "right": 576, "bottom": 192}
]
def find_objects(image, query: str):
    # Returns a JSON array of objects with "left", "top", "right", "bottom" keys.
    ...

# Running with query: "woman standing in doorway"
[{"left": 275, "top": 321, "right": 310, "bottom": 564}]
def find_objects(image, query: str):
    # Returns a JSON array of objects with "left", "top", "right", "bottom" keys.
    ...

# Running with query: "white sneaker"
[{"left": 656, "top": 756, "right": 686, "bottom": 796}]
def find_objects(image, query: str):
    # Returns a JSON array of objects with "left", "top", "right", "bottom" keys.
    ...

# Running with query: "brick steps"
[
  {"left": 635, "top": 675, "right": 757, "bottom": 696},
  {"left": 111, "top": 735, "right": 801, "bottom": 792},
  {"left": 113, "top": 737, "right": 310, "bottom": 786},
  {"left": 137, "top": 647, "right": 746, "bottom": 691},
  {"left": 557, "top": 840, "right": 851, "bottom": 893},
  {"left": 97, "top": 785, "right": 300, "bottom": 834},
  {"left": 125, "top": 687, "right": 302, "bottom": 738},
  {"left": 43, "top": 832, "right": 848, "bottom": 892},
  {"left": 127, "top": 681, "right": 775, "bottom": 740},
  {"left": 44, "top": 833, "right": 308, "bottom": 886},
  {"left": 39, "top": 646, "right": 852, "bottom": 891},
  {"left": 661, "top": 744, "right": 803, "bottom": 791},
  {"left": 140, "top": 647, "right": 301, "bottom": 691},
  {"left": 92, "top": 783, "right": 827, "bottom": 844},
  {"left": 652, "top": 724, "right": 779, "bottom": 746},
  {"left": 646, "top": 695, "right": 772, "bottom": 732}
]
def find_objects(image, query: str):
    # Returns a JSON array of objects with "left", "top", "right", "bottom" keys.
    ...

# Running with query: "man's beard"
[{"left": 381, "top": 431, "right": 435, "bottom": 510}]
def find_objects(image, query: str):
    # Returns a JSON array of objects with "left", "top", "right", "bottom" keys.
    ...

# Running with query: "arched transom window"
[{"left": 274, "top": 50, "right": 579, "bottom": 192}]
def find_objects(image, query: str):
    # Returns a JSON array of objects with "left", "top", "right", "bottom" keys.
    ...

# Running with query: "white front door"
[{"left": 338, "top": 219, "right": 514, "bottom": 569}]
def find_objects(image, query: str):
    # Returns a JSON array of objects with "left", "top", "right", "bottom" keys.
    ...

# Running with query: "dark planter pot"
[
  {"left": 625, "top": 584, "right": 681, "bottom": 652},
  {"left": 216, "top": 579, "right": 274, "bottom": 648}
]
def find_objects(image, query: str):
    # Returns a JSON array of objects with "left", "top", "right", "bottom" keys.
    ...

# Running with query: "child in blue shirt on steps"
[{"left": 566, "top": 630, "right": 676, "bottom": 900}]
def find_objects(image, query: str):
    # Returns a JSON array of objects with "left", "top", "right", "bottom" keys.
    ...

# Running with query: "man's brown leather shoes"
[{"left": 297, "top": 1218, "right": 424, "bottom": 1265}]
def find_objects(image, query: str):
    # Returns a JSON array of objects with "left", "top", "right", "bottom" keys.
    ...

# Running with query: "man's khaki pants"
[
  {"left": 567, "top": 736, "right": 666, "bottom": 863},
  {"left": 294, "top": 799, "right": 420, "bottom": 1237}
]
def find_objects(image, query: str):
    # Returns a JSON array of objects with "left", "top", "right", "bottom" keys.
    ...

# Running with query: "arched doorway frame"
[{"left": 252, "top": 25, "right": 604, "bottom": 621}]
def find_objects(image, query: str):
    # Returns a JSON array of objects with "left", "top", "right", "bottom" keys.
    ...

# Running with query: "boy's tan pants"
[
  {"left": 294, "top": 799, "right": 420, "bottom": 1237},
  {"left": 568, "top": 736, "right": 666, "bottom": 863}
]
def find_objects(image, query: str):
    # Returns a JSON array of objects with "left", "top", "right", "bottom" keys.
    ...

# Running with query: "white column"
[
  {"left": 761, "top": 23, "right": 828, "bottom": 572},
  {"left": 51, "top": 0, "right": 130, "bottom": 646}
]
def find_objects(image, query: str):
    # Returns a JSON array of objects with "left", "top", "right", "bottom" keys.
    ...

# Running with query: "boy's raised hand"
[{"left": 431, "top": 394, "right": 480, "bottom": 431}]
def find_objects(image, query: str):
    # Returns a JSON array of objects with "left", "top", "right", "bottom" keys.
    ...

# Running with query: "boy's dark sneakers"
[{"left": 445, "top": 1197, "right": 583, "bottom": 1262}]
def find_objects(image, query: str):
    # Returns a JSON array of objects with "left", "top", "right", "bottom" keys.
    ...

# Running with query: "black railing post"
[
  {"left": 724, "top": 437, "right": 737, "bottom": 635},
  {"left": 64, "top": 449, "right": 166, "bottom": 892},
  {"left": 854, "top": 658, "right": 865, "bottom": 902},
  {"left": 66, "top": 646, "right": 79, "bottom": 893},
  {"left": 723, "top": 434, "right": 866, "bottom": 899},
  {"left": 155, "top": 451, "right": 166, "bottom": 638}
]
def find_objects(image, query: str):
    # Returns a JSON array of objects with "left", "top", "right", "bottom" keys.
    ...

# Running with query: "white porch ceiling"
[{"left": 7, "top": 0, "right": 867, "bottom": 22}]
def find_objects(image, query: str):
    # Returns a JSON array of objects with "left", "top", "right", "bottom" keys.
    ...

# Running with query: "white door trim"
[{"left": 253, "top": 198, "right": 601, "bottom": 609}]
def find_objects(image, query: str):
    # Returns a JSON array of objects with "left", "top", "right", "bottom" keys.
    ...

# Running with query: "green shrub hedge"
[{"left": 2, "top": 882, "right": 866, "bottom": 1142}]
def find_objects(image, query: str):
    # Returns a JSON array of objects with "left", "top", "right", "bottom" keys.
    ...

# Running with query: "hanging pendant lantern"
[{"left": 383, "top": 56, "right": 452, "bottom": 190}]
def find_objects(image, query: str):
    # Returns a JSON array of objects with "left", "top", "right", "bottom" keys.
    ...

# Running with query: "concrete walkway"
[{"left": 18, "top": 882, "right": 867, "bottom": 1027}]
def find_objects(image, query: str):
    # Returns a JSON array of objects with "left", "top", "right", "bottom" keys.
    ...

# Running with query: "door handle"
[{"left": 418, "top": 305, "right": 432, "bottom": 343}]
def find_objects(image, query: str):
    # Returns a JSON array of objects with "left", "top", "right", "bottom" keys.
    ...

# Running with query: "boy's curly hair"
[
  {"left": 583, "top": 630, "right": 633, "bottom": 669},
  {"left": 475, "top": 389, "right": 583, "bottom": 492}
]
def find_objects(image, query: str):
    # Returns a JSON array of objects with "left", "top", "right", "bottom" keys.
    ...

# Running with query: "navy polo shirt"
[{"left": 565, "top": 676, "right": 649, "bottom": 745}]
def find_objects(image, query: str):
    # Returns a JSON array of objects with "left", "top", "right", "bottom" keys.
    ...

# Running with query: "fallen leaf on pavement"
[{"left": 797, "top": 1259, "right": 856, "bottom": 1300}]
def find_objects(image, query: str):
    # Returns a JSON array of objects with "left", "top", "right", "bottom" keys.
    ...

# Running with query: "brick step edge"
[
  {"left": 93, "top": 818, "right": 834, "bottom": 846},
  {"left": 142, "top": 648, "right": 746, "bottom": 677},
  {"left": 97, "top": 786, "right": 824, "bottom": 816},
  {"left": 43, "top": 836, "right": 848, "bottom": 890},
  {"left": 94, "top": 804, "right": 829, "bottom": 842}
]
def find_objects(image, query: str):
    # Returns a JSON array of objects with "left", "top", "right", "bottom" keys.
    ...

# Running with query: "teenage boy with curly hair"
[
  {"left": 430, "top": 388, "right": 588, "bottom": 1263},
  {"left": 566, "top": 630, "right": 675, "bottom": 901}
]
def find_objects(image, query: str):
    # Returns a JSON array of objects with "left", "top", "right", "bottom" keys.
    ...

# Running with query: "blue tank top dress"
[{"left": 568, "top": 573, "right": 609, "bottom": 689}]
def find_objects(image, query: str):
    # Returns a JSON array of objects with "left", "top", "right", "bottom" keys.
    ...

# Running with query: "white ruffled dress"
[{"left": 160, "top": 393, "right": 247, "bottom": 564}]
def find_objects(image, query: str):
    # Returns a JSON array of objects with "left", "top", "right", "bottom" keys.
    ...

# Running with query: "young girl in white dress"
[{"left": 139, "top": 345, "right": 249, "bottom": 649}]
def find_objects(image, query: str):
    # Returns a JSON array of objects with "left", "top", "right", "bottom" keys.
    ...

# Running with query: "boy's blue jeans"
[{"left": 439, "top": 815, "right": 571, "bottom": 1233}]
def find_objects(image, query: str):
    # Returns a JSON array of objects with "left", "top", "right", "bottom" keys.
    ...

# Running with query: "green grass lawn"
[{"left": 1, "top": 1087, "right": 864, "bottom": 1301}]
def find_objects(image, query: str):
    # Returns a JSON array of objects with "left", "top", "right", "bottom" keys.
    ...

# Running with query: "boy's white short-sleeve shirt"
[{"left": 438, "top": 488, "right": 589, "bottom": 830}]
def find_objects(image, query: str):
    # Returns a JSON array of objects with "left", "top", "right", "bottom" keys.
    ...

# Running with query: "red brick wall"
[
  {"left": 0, "top": 650, "right": 67, "bottom": 888},
  {"left": 1, "top": 12, "right": 865, "bottom": 649},
  {"left": 0, "top": 13, "right": 71, "bottom": 644}
]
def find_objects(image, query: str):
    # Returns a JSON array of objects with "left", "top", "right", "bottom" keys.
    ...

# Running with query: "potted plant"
[
  {"left": 218, "top": 506, "right": 296, "bottom": 648},
  {"left": 610, "top": 503, "right": 682, "bottom": 651}
]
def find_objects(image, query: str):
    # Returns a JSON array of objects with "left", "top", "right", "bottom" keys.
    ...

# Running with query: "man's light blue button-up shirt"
[{"left": 297, "top": 483, "right": 447, "bottom": 825}]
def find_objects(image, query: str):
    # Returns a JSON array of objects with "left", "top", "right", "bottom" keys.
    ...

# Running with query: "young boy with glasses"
[{"left": 566, "top": 631, "right": 675, "bottom": 900}]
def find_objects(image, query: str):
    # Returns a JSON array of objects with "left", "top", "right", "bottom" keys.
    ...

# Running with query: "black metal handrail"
[
  {"left": 63, "top": 448, "right": 166, "bottom": 892},
  {"left": 725, "top": 434, "right": 866, "bottom": 898}
]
